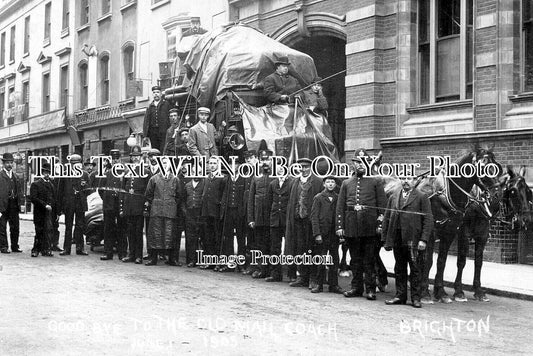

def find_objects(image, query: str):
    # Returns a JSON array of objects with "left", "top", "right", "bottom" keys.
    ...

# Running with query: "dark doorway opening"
[{"left": 292, "top": 35, "right": 346, "bottom": 159}]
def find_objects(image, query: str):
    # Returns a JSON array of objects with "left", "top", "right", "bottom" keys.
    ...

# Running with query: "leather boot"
[{"left": 145, "top": 249, "right": 158, "bottom": 266}]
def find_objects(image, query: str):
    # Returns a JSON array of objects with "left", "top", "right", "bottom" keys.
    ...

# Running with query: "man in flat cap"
[
  {"left": 285, "top": 157, "right": 323, "bottom": 287},
  {"left": 263, "top": 56, "right": 301, "bottom": 104},
  {"left": 188, "top": 107, "right": 222, "bottom": 159},
  {"left": 336, "top": 148, "right": 386, "bottom": 301},
  {"left": 303, "top": 76, "right": 328, "bottom": 116},
  {"left": 143, "top": 85, "right": 171, "bottom": 152},
  {"left": 0, "top": 153, "right": 22, "bottom": 253},
  {"left": 164, "top": 108, "right": 180, "bottom": 156},
  {"left": 100, "top": 149, "right": 126, "bottom": 261}
]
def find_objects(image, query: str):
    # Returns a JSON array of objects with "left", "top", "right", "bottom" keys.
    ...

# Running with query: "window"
[
  {"left": 100, "top": 55, "right": 110, "bottom": 104},
  {"left": 523, "top": 1, "right": 533, "bottom": 92},
  {"left": 22, "top": 80, "right": 29, "bottom": 120},
  {"left": 123, "top": 45, "right": 134, "bottom": 96},
  {"left": 81, "top": 0, "right": 90, "bottom": 26},
  {"left": 418, "top": 0, "right": 473, "bottom": 104},
  {"left": 79, "top": 62, "right": 88, "bottom": 109},
  {"left": 42, "top": 72, "right": 50, "bottom": 112},
  {"left": 24, "top": 16, "right": 30, "bottom": 54},
  {"left": 62, "top": 0, "right": 70, "bottom": 29},
  {"left": 167, "top": 30, "right": 177, "bottom": 60},
  {"left": 102, "top": 0, "right": 111, "bottom": 15},
  {"left": 9, "top": 26, "right": 15, "bottom": 63},
  {"left": 44, "top": 3, "right": 51, "bottom": 41},
  {"left": 1, "top": 33, "right": 5, "bottom": 66},
  {"left": 60, "top": 65, "right": 69, "bottom": 110},
  {"left": 7, "top": 86, "right": 14, "bottom": 125},
  {"left": 0, "top": 90, "right": 4, "bottom": 127}
]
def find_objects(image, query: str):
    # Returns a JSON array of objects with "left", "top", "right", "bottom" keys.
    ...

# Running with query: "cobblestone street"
[{"left": 0, "top": 220, "right": 531, "bottom": 355}]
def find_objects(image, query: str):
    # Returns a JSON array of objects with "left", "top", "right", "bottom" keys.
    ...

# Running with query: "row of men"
[{"left": 3, "top": 143, "right": 434, "bottom": 308}]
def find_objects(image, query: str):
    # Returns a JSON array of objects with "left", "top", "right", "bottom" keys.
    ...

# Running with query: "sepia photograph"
[{"left": 0, "top": 0, "right": 532, "bottom": 355}]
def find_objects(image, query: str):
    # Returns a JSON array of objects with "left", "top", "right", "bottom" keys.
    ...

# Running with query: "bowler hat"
[
  {"left": 84, "top": 159, "right": 96, "bottom": 166},
  {"left": 275, "top": 56, "right": 291, "bottom": 66},
  {"left": 1, "top": 152, "right": 14, "bottom": 162},
  {"left": 352, "top": 148, "right": 370, "bottom": 161},
  {"left": 41, "top": 162, "right": 52, "bottom": 172}
]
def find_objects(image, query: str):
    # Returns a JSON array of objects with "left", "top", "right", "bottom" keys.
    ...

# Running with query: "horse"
[
  {"left": 381, "top": 146, "right": 502, "bottom": 303},
  {"left": 502, "top": 166, "right": 533, "bottom": 230}
]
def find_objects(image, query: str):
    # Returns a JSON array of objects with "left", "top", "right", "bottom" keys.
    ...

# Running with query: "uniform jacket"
[
  {"left": 266, "top": 177, "right": 293, "bottom": 228},
  {"left": 184, "top": 179, "right": 205, "bottom": 211},
  {"left": 284, "top": 175, "right": 323, "bottom": 254},
  {"left": 30, "top": 178, "right": 58, "bottom": 225},
  {"left": 382, "top": 187, "right": 433, "bottom": 248},
  {"left": 335, "top": 175, "right": 386, "bottom": 238},
  {"left": 121, "top": 166, "right": 151, "bottom": 216},
  {"left": 145, "top": 173, "right": 182, "bottom": 219},
  {"left": 263, "top": 72, "right": 301, "bottom": 104},
  {"left": 311, "top": 189, "right": 338, "bottom": 237},
  {"left": 201, "top": 174, "right": 226, "bottom": 218},
  {"left": 98, "top": 167, "right": 124, "bottom": 211},
  {"left": 0, "top": 169, "right": 22, "bottom": 213},
  {"left": 247, "top": 174, "right": 274, "bottom": 227},
  {"left": 187, "top": 122, "right": 219, "bottom": 158},
  {"left": 143, "top": 99, "right": 171, "bottom": 137},
  {"left": 163, "top": 124, "right": 178, "bottom": 156},
  {"left": 243, "top": 176, "right": 253, "bottom": 223},
  {"left": 221, "top": 176, "right": 246, "bottom": 218},
  {"left": 57, "top": 172, "right": 90, "bottom": 213},
  {"left": 302, "top": 90, "right": 328, "bottom": 114}
]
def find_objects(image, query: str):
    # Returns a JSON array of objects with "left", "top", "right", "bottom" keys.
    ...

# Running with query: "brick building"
[{"left": 230, "top": 0, "right": 533, "bottom": 264}]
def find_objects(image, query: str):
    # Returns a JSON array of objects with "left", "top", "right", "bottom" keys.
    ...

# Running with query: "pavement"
[{"left": 18, "top": 213, "right": 533, "bottom": 301}]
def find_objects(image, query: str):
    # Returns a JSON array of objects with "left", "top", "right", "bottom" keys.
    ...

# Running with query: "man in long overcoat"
[{"left": 0, "top": 153, "right": 22, "bottom": 254}]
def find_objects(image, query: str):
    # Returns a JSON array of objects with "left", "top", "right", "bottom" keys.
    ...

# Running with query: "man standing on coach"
[
  {"left": 143, "top": 85, "right": 170, "bottom": 152},
  {"left": 0, "top": 153, "right": 22, "bottom": 254},
  {"left": 336, "top": 148, "right": 386, "bottom": 301}
]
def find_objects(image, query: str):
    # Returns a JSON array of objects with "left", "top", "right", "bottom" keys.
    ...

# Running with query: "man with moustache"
[
  {"left": 336, "top": 148, "right": 386, "bottom": 300},
  {"left": 30, "top": 162, "right": 57, "bottom": 257},
  {"left": 264, "top": 172, "right": 293, "bottom": 282},
  {"left": 263, "top": 56, "right": 301, "bottom": 104},
  {"left": 58, "top": 154, "right": 89, "bottom": 256},
  {"left": 219, "top": 165, "right": 246, "bottom": 272},
  {"left": 100, "top": 149, "right": 126, "bottom": 261},
  {"left": 0, "top": 153, "right": 23, "bottom": 254},
  {"left": 247, "top": 149, "right": 274, "bottom": 278},
  {"left": 183, "top": 166, "right": 205, "bottom": 267},
  {"left": 199, "top": 156, "right": 226, "bottom": 269},
  {"left": 285, "top": 158, "right": 323, "bottom": 287},
  {"left": 382, "top": 176, "right": 433, "bottom": 308},
  {"left": 121, "top": 146, "right": 152, "bottom": 264},
  {"left": 143, "top": 85, "right": 171, "bottom": 152}
]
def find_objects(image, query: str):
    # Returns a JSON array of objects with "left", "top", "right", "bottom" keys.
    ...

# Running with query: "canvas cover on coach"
[
  {"left": 235, "top": 94, "right": 339, "bottom": 162},
  {"left": 183, "top": 24, "right": 318, "bottom": 107}
]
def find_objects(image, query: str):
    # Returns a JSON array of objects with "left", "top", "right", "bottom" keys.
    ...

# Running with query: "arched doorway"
[{"left": 291, "top": 35, "right": 346, "bottom": 159}]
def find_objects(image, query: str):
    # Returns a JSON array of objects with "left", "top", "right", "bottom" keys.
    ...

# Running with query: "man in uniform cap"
[
  {"left": 143, "top": 85, "right": 171, "bottom": 152},
  {"left": 30, "top": 162, "right": 57, "bottom": 257},
  {"left": 285, "top": 157, "right": 324, "bottom": 287},
  {"left": 187, "top": 107, "right": 222, "bottom": 159},
  {"left": 263, "top": 56, "right": 301, "bottom": 104},
  {"left": 58, "top": 154, "right": 90, "bottom": 256},
  {"left": 335, "top": 148, "right": 386, "bottom": 300},
  {"left": 241, "top": 150, "right": 258, "bottom": 274},
  {"left": 100, "top": 149, "right": 127, "bottom": 260},
  {"left": 0, "top": 152, "right": 22, "bottom": 253},
  {"left": 121, "top": 146, "right": 151, "bottom": 264},
  {"left": 247, "top": 149, "right": 274, "bottom": 278}
]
